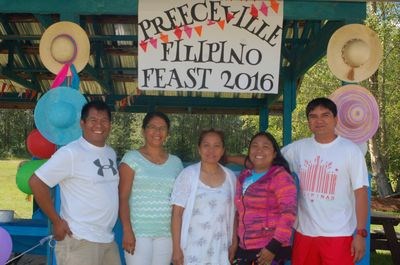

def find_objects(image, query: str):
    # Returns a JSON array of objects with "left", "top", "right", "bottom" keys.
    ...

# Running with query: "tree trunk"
[
  {"left": 369, "top": 137, "right": 393, "bottom": 197},
  {"left": 368, "top": 69, "right": 393, "bottom": 197},
  {"left": 367, "top": 2, "right": 393, "bottom": 197}
]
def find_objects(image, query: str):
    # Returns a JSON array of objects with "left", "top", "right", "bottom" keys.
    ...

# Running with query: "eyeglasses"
[{"left": 146, "top": 124, "right": 168, "bottom": 132}]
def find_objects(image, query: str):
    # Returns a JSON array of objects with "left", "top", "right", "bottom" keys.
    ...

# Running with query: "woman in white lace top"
[{"left": 171, "top": 129, "right": 237, "bottom": 265}]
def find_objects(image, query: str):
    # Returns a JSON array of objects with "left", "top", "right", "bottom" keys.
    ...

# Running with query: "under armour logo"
[{"left": 93, "top": 159, "right": 118, "bottom": 177}]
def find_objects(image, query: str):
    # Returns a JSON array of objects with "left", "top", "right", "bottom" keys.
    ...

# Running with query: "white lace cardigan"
[{"left": 170, "top": 162, "right": 237, "bottom": 249}]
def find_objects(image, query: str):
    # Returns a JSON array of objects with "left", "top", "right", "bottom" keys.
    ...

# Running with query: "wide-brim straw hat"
[
  {"left": 329, "top": 84, "right": 379, "bottom": 144},
  {"left": 34, "top": 86, "right": 87, "bottom": 145},
  {"left": 39, "top": 21, "right": 90, "bottom": 75},
  {"left": 327, "top": 24, "right": 383, "bottom": 83}
]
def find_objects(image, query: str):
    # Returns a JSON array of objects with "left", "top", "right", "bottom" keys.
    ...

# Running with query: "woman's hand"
[
  {"left": 122, "top": 229, "right": 136, "bottom": 255},
  {"left": 172, "top": 247, "right": 184, "bottom": 265},
  {"left": 228, "top": 241, "right": 238, "bottom": 263},
  {"left": 256, "top": 248, "right": 274, "bottom": 265}
]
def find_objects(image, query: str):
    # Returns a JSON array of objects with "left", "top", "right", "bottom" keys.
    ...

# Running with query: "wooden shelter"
[
  {"left": 0, "top": 0, "right": 366, "bottom": 145},
  {"left": 0, "top": 1, "right": 372, "bottom": 264}
]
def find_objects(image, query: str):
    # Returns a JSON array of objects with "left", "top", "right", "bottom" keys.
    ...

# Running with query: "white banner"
[{"left": 138, "top": 0, "right": 283, "bottom": 94}]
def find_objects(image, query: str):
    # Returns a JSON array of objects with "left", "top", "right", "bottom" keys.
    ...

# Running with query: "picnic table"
[{"left": 370, "top": 211, "right": 400, "bottom": 265}]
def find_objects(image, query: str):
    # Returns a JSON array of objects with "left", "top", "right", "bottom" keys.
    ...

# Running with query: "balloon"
[
  {"left": 16, "top": 160, "right": 47, "bottom": 194},
  {"left": 26, "top": 129, "right": 57, "bottom": 159},
  {"left": 0, "top": 227, "right": 12, "bottom": 265}
]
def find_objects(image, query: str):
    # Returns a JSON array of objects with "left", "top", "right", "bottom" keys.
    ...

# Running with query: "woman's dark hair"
[
  {"left": 81, "top": 100, "right": 111, "bottom": 121},
  {"left": 142, "top": 111, "right": 171, "bottom": 130},
  {"left": 198, "top": 128, "right": 226, "bottom": 164},
  {"left": 306, "top": 97, "right": 337, "bottom": 119},
  {"left": 197, "top": 128, "right": 225, "bottom": 147},
  {"left": 247, "top": 131, "right": 291, "bottom": 174}
]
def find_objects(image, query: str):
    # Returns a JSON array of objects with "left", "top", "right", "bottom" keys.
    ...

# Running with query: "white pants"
[{"left": 124, "top": 237, "right": 172, "bottom": 265}]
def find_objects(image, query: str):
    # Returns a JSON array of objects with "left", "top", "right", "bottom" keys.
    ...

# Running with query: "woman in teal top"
[{"left": 119, "top": 112, "right": 183, "bottom": 265}]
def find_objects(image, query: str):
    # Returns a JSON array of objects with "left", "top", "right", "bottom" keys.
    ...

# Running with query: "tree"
[
  {"left": 0, "top": 109, "right": 34, "bottom": 158},
  {"left": 166, "top": 113, "right": 256, "bottom": 162},
  {"left": 365, "top": 2, "right": 400, "bottom": 196},
  {"left": 108, "top": 112, "right": 144, "bottom": 160}
]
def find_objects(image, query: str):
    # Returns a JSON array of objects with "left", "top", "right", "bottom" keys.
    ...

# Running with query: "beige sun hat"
[
  {"left": 39, "top": 21, "right": 90, "bottom": 75},
  {"left": 327, "top": 24, "right": 383, "bottom": 83}
]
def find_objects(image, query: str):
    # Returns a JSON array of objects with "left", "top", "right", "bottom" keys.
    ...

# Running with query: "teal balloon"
[{"left": 16, "top": 160, "right": 47, "bottom": 194}]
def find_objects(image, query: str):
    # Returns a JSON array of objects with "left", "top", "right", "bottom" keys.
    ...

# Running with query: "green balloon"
[{"left": 16, "top": 160, "right": 47, "bottom": 194}]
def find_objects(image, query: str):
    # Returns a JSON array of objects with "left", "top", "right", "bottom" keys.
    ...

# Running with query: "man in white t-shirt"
[
  {"left": 281, "top": 97, "right": 369, "bottom": 265},
  {"left": 29, "top": 100, "right": 121, "bottom": 265}
]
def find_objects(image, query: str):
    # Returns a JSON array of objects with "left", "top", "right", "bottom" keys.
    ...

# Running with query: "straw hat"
[
  {"left": 39, "top": 21, "right": 90, "bottom": 75},
  {"left": 34, "top": 86, "right": 87, "bottom": 145},
  {"left": 329, "top": 84, "right": 379, "bottom": 144},
  {"left": 327, "top": 24, "right": 383, "bottom": 83}
]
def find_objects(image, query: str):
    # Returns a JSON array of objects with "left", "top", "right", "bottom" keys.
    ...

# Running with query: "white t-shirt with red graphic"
[
  {"left": 282, "top": 136, "right": 369, "bottom": 237},
  {"left": 35, "top": 137, "right": 119, "bottom": 243}
]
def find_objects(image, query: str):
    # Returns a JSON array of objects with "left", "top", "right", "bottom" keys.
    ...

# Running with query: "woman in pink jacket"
[{"left": 234, "top": 132, "right": 297, "bottom": 265}]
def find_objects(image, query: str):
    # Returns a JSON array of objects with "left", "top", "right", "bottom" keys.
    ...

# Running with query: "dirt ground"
[{"left": 371, "top": 196, "right": 400, "bottom": 213}]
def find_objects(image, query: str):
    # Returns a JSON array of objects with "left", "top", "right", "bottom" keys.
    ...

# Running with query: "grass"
[
  {"left": 0, "top": 159, "right": 33, "bottom": 218},
  {"left": 371, "top": 224, "right": 400, "bottom": 233},
  {"left": 370, "top": 223, "right": 399, "bottom": 265},
  {"left": 0, "top": 160, "right": 398, "bottom": 264},
  {"left": 371, "top": 251, "right": 392, "bottom": 265}
]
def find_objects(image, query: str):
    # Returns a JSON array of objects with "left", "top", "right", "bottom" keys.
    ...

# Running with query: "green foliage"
[
  {"left": 371, "top": 251, "right": 393, "bottom": 265},
  {"left": 166, "top": 114, "right": 257, "bottom": 162},
  {"left": 108, "top": 112, "right": 144, "bottom": 160},
  {"left": 0, "top": 109, "right": 34, "bottom": 159},
  {"left": 365, "top": 2, "right": 400, "bottom": 191},
  {"left": 291, "top": 58, "right": 341, "bottom": 141}
]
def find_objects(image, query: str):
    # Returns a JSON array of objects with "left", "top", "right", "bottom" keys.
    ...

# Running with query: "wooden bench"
[{"left": 370, "top": 211, "right": 400, "bottom": 265}]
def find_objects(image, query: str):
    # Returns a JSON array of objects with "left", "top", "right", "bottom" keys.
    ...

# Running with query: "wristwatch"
[{"left": 356, "top": 229, "right": 368, "bottom": 238}]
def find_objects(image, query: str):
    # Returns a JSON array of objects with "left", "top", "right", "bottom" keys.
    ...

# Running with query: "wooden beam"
[
  {"left": 294, "top": 21, "right": 344, "bottom": 77},
  {"left": 0, "top": 67, "right": 41, "bottom": 92},
  {"left": 0, "top": 0, "right": 138, "bottom": 15},
  {"left": 284, "top": 1, "right": 366, "bottom": 21},
  {"left": 0, "top": 93, "right": 283, "bottom": 114},
  {"left": 0, "top": 45, "right": 137, "bottom": 56},
  {"left": 0, "top": 72, "right": 137, "bottom": 82},
  {"left": 0, "top": 1, "right": 365, "bottom": 22},
  {"left": 0, "top": 101, "right": 36, "bottom": 109}
]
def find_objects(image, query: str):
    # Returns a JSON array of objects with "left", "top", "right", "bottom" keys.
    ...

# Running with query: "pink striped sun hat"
[{"left": 329, "top": 84, "right": 379, "bottom": 144}]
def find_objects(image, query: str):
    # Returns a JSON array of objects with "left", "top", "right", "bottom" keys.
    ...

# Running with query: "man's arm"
[
  {"left": 29, "top": 174, "right": 71, "bottom": 240},
  {"left": 351, "top": 186, "right": 368, "bottom": 263},
  {"left": 226, "top": 155, "right": 254, "bottom": 169}
]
